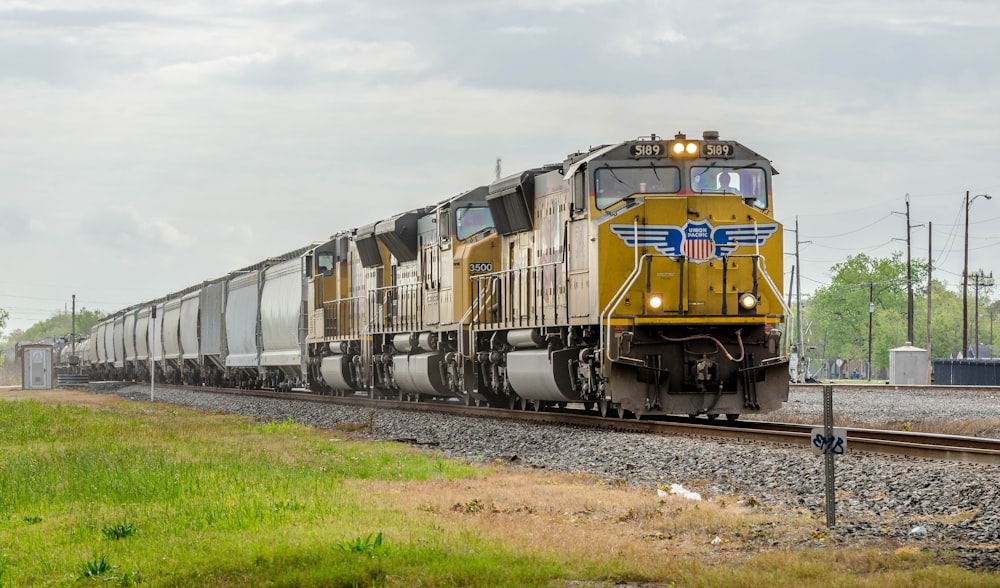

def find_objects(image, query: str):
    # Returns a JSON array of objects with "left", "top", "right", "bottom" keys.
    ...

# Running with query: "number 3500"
[{"left": 469, "top": 263, "right": 493, "bottom": 273}]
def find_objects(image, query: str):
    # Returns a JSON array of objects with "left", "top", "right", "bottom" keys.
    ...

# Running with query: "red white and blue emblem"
[{"left": 610, "top": 221, "right": 779, "bottom": 263}]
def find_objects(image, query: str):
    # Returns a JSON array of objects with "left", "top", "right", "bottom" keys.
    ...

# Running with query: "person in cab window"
[{"left": 718, "top": 171, "right": 741, "bottom": 195}]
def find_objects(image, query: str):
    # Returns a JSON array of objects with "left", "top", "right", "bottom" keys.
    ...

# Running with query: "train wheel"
[
  {"left": 599, "top": 399, "right": 611, "bottom": 418},
  {"left": 707, "top": 414, "right": 719, "bottom": 421},
  {"left": 726, "top": 413, "right": 740, "bottom": 421},
  {"left": 533, "top": 400, "right": 546, "bottom": 412},
  {"left": 507, "top": 395, "right": 518, "bottom": 410},
  {"left": 519, "top": 397, "right": 531, "bottom": 411},
  {"left": 583, "top": 402, "right": 596, "bottom": 413}
]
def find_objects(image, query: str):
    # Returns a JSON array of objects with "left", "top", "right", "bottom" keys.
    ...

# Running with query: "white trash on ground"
[{"left": 668, "top": 483, "right": 702, "bottom": 501}]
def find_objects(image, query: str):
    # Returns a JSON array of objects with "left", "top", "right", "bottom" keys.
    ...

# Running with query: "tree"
[
  {"left": 0, "top": 306, "right": 7, "bottom": 367},
  {"left": 925, "top": 280, "right": 963, "bottom": 358},
  {"left": 805, "top": 253, "right": 927, "bottom": 371},
  {"left": 15, "top": 309, "right": 106, "bottom": 344}
]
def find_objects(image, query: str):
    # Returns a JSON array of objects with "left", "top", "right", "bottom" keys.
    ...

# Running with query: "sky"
[{"left": 2, "top": 0, "right": 1000, "bottom": 336}]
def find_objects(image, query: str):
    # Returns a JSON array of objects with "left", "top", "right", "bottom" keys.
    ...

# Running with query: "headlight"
[
  {"left": 669, "top": 133, "right": 699, "bottom": 158},
  {"left": 738, "top": 292, "right": 758, "bottom": 311},
  {"left": 645, "top": 293, "right": 664, "bottom": 313}
]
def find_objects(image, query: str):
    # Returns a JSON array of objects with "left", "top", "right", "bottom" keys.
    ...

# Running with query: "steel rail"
[{"left": 145, "top": 384, "right": 1000, "bottom": 465}]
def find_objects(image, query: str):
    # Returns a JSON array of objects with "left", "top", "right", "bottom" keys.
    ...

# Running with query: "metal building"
[{"left": 888, "top": 343, "right": 928, "bottom": 386}]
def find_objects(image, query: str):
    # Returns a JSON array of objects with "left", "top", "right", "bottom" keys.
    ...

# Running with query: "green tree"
[
  {"left": 7, "top": 309, "right": 105, "bottom": 345},
  {"left": 805, "top": 252, "right": 927, "bottom": 371},
  {"left": 924, "top": 279, "right": 963, "bottom": 358},
  {"left": 0, "top": 306, "right": 7, "bottom": 367}
]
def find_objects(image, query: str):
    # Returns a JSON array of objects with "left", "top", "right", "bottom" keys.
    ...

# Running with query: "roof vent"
[{"left": 703, "top": 130, "right": 719, "bottom": 140}]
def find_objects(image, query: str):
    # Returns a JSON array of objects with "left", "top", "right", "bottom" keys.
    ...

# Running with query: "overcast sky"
[{"left": 2, "top": 0, "right": 999, "bottom": 336}]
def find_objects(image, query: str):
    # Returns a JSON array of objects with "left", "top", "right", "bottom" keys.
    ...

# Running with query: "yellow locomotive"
[{"left": 308, "top": 131, "right": 788, "bottom": 419}]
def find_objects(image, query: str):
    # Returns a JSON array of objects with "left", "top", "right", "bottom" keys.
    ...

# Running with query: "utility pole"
[
  {"left": 795, "top": 217, "right": 805, "bottom": 382},
  {"left": 926, "top": 222, "right": 932, "bottom": 383},
  {"left": 785, "top": 265, "right": 795, "bottom": 357},
  {"left": 893, "top": 194, "right": 922, "bottom": 344},
  {"left": 905, "top": 195, "right": 914, "bottom": 343},
  {"left": 868, "top": 283, "right": 874, "bottom": 381},
  {"left": 963, "top": 191, "right": 969, "bottom": 356},
  {"left": 971, "top": 270, "right": 994, "bottom": 358},
  {"left": 963, "top": 191, "right": 992, "bottom": 357}
]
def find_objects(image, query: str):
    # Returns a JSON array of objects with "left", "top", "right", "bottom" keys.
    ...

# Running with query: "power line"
[{"left": 804, "top": 213, "right": 894, "bottom": 239}]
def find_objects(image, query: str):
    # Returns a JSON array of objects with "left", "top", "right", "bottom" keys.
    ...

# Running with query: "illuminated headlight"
[
  {"left": 670, "top": 141, "right": 699, "bottom": 156},
  {"left": 645, "top": 293, "right": 664, "bottom": 313},
  {"left": 738, "top": 292, "right": 758, "bottom": 311}
]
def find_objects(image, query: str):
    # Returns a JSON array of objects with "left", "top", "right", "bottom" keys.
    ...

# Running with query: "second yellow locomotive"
[{"left": 308, "top": 131, "right": 789, "bottom": 418}]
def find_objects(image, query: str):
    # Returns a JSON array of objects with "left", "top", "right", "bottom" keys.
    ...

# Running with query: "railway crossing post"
[{"left": 810, "top": 384, "right": 846, "bottom": 528}]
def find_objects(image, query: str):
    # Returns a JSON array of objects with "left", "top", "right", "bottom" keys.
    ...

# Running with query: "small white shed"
[
  {"left": 19, "top": 344, "right": 54, "bottom": 390},
  {"left": 889, "top": 342, "right": 928, "bottom": 385}
]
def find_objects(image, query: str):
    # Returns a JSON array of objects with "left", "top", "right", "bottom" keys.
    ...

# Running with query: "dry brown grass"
[
  {"left": 0, "top": 388, "right": 126, "bottom": 409},
  {"left": 361, "top": 467, "right": 827, "bottom": 576}
]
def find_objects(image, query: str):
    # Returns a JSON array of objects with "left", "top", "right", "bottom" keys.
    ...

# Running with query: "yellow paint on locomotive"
[{"left": 596, "top": 194, "right": 783, "bottom": 327}]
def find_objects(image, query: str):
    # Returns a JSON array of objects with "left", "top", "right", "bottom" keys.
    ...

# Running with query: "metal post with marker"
[
  {"left": 810, "top": 384, "right": 845, "bottom": 528},
  {"left": 823, "top": 384, "right": 835, "bottom": 527}
]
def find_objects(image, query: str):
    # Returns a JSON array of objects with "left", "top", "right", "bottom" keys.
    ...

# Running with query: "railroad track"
[{"left": 135, "top": 384, "right": 1000, "bottom": 465}]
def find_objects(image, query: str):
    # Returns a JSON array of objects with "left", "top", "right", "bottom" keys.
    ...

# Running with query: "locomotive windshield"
[
  {"left": 691, "top": 166, "right": 768, "bottom": 209},
  {"left": 594, "top": 166, "right": 680, "bottom": 209},
  {"left": 316, "top": 252, "right": 333, "bottom": 276},
  {"left": 455, "top": 206, "right": 494, "bottom": 240}
]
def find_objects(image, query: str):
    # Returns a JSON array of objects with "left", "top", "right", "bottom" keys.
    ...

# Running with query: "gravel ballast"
[{"left": 95, "top": 383, "right": 1000, "bottom": 571}]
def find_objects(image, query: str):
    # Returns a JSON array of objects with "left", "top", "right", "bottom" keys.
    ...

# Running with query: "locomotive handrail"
[
  {"left": 459, "top": 274, "right": 498, "bottom": 360},
  {"left": 600, "top": 253, "right": 657, "bottom": 364},
  {"left": 368, "top": 282, "right": 424, "bottom": 334},
  {"left": 717, "top": 252, "right": 789, "bottom": 316},
  {"left": 749, "top": 219, "right": 790, "bottom": 316},
  {"left": 469, "top": 260, "right": 567, "bottom": 329},
  {"left": 600, "top": 218, "right": 643, "bottom": 364},
  {"left": 321, "top": 296, "right": 366, "bottom": 338},
  {"left": 757, "top": 256, "right": 791, "bottom": 316}
]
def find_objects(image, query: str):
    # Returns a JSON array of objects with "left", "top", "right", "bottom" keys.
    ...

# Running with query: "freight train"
[{"left": 78, "top": 131, "right": 790, "bottom": 419}]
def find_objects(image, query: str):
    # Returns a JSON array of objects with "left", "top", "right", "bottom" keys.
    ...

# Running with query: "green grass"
[
  {"left": 0, "top": 399, "right": 568, "bottom": 587},
  {"left": 0, "top": 398, "right": 995, "bottom": 587}
]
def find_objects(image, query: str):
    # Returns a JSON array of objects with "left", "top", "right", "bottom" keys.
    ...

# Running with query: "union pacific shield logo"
[
  {"left": 610, "top": 221, "right": 779, "bottom": 263},
  {"left": 682, "top": 221, "right": 713, "bottom": 261}
]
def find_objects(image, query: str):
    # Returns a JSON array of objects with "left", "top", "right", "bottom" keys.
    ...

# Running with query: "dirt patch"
[{"left": 0, "top": 388, "right": 125, "bottom": 410}]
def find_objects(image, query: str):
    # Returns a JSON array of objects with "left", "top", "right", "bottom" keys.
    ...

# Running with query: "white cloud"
[
  {"left": 2, "top": 0, "right": 1000, "bottom": 335},
  {"left": 498, "top": 25, "right": 548, "bottom": 35},
  {"left": 153, "top": 51, "right": 281, "bottom": 84}
]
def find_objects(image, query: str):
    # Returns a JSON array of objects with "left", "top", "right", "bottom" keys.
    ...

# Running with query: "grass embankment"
[{"left": 0, "top": 393, "right": 993, "bottom": 587}]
